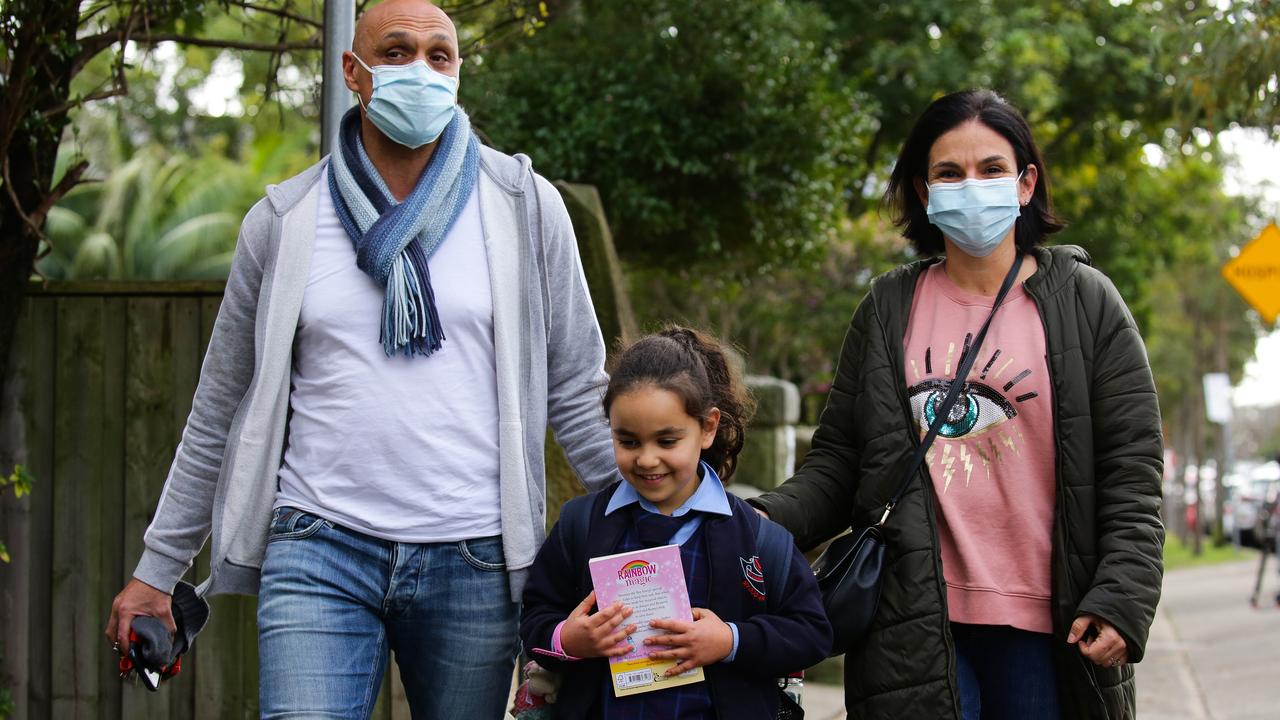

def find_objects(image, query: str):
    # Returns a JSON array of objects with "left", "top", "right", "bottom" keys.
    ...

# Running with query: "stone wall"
[{"left": 735, "top": 375, "right": 801, "bottom": 491}]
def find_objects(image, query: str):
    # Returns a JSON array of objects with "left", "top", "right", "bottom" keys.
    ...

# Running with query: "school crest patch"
[{"left": 740, "top": 555, "right": 766, "bottom": 601}]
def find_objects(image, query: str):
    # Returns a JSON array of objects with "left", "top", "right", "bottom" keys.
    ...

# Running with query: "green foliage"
[
  {"left": 41, "top": 120, "right": 313, "bottom": 279},
  {"left": 1168, "top": 1, "right": 1280, "bottom": 132},
  {"left": 468, "top": 0, "right": 873, "bottom": 265},
  {"left": 1055, "top": 142, "right": 1258, "bottom": 326},
  {"left": 40, "top": 1, "right": 325, "bottom": 279},
  {"left": 477, "top": 0, "right": 1265, "bottom": 420},
  {"left": 627, "top": 214, "right": 911, "bottom": 391},
  {"left": 3, "top": 464, "right": 34, "bottom": 500},
  {"left": 0, "top": 464, "right": 34, "bottom": 565},
  {"left": 814, "top": 0, "right": 1182, "bottom": 198}
]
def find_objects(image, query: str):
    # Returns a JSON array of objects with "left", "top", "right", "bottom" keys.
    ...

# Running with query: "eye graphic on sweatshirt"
[{"left": 908, "top": 379, "right": 1016, "bottom": 439}]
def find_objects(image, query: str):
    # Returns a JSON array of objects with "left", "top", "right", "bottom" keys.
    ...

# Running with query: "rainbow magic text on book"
[{"left": 588, "top": 544, "right": 706, "bottom": 697}]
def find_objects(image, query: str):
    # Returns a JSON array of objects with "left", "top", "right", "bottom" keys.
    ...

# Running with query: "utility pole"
[{"left": 321, "top": 0, "right": 356, "bottom": 157}]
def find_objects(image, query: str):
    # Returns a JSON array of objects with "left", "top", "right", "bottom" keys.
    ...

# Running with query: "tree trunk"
[
  {"left": 0, "top": 0, "right": 80, "bottom": 406},
  {"left": 0, "top": 220, "right": 40, "bottom": 416},
  {"left": 1190, "top": 302, "right": 1205, "bottom": 556},
  {"left": 1212, "top": 293, "right": 1230, "bottom": 546},
  {"left": 1174, "top": 402, "right": 1193, "bottom": 545}
]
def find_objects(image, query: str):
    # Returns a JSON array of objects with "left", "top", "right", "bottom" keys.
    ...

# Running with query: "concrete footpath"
[
  {"left": 1137, "top": 553, "right": 1280, "bottom": 720},
  {"left": 799, "top": 680, "right": 846, "bottom": 719}
]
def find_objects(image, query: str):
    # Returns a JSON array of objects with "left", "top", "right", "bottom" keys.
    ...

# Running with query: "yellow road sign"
[{"left": 1222, "top": 223, "right": 1280, "bottom": 326}]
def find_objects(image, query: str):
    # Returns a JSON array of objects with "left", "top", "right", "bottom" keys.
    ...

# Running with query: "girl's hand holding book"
[
  {"left": 560, "top": 590, "right": 638, "bottom": 659},
  {"left": 645, "top": 607, "right": 734, "bottom": 676}
]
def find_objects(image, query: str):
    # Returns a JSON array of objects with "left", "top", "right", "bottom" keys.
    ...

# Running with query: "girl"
[{"left": 520, "top": 326, "right": 831, "bottom": 719}]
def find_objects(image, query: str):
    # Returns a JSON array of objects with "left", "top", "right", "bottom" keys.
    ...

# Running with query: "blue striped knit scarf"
[{"left": 328, "top": 105, "right": 479, "bottom": 357}]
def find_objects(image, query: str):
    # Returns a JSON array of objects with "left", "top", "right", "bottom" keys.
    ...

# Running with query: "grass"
[
  {"left": 805, "top": 655, "right": 844, "bottom": 685},
  {"left": 1164, "top": 534, "right": 1252, "bottom": 571}
]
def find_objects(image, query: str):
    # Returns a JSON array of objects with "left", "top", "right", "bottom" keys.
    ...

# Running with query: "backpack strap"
[
  {"left": 754, "top": 514, "right": 794, "bottom": 613},
  {"left": 556, "top": 493, "right": 595, "bottom": 571}
]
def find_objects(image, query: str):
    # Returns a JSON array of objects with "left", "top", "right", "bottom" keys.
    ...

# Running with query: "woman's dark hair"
[
  {"left": 603, "top": 326, "right": 756, "bottom": 482},
  {"left": 884, "top": 89, "right": 1065, "bottom": 256}
]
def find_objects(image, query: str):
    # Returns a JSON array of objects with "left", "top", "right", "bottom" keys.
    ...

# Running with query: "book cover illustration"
[{"left": 588, "top": 544, "right": 706, "bottom": 697}]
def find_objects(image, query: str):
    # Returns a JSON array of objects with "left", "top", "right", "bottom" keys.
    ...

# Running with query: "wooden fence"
[
  {"left": 0, "top": 282, "right": 265, "bottom": 718},
  {"left": 0, "top": 283, "right": 423, "bottom": 719}
]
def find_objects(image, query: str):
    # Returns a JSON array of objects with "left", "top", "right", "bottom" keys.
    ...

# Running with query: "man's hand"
[
  {"left": 1067, "top": 613, "right": 1128, "bottom": 668},
  {"left": 646, "top": 607, "right": 734, "bottom": 676},
  {"left": 106, "top": 578, "right": 175, "bottom": 656},
  {"left": 559, "top": 590, "right": 637, "bottom": 659}
]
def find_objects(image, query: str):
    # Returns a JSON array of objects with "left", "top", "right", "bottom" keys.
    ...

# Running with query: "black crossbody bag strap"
[{"left": 876, "top": 252, "right": 1025, "bottom": 526}]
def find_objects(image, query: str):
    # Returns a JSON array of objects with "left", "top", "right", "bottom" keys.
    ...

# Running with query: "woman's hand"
[
  {"left": 645, "top": 607, "right": 735, "bottom": 676},
  {"left": 559, "top": 590, "right": 637, "bottom": 659},
  {"left": 1067, "top": 613, "right": 1128, "bottom": 668}
]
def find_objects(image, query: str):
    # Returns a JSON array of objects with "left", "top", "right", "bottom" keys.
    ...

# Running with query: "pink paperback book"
[{"left": 588, "top": 544, "right": 706, "bottom": 697}]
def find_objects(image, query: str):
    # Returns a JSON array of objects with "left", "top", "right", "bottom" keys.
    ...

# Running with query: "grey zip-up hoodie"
[{"left": 134, "top": 146, "right": 617, "bottom": 602}]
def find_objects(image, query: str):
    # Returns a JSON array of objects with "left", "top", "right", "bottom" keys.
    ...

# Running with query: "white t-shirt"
[{"left": 274, "top": 170, "right": 501, "bottom": 542}]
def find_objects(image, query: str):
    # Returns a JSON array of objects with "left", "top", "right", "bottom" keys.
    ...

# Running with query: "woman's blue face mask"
[
  {"left": 353, "top": 54, "right": 458, "bottom": 149},
  {"left": 925, "top": 172, "right": 1025, "bottom": 258}
]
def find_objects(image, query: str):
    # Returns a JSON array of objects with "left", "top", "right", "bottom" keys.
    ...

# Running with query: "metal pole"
[{"left": 321, "top": 0, "right": 356, "bottom": 157}]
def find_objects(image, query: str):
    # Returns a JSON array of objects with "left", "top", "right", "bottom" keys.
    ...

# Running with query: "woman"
[{"left": 750, "top": 89, "right": 1164, "bottom": 719}]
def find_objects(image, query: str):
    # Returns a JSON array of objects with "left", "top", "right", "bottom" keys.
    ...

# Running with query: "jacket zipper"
[
  {"left": 1025, "top": 276, "right": 1110, "bottom": 719},
  {"left": 883, "top": 281, "right": 963, "bottom": 720}
]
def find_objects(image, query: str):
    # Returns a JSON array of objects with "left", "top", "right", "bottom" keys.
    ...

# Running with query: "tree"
[
  {"left": 0, "top": 0, "right": 324, "bottom": 405},
  {"left": 477, "top": 1, "right": 1259, "bottom": 371},
  {"left": 1170, "top": 0, "right": 1280, "bottom": 133},
  {"left": 468, "top": 0, "right": 873, "bottom": 266}
]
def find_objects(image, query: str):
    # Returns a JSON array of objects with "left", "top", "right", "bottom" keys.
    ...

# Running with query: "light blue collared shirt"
[{"left": 604, "top": 461, "right": 741, "bottom": 661}]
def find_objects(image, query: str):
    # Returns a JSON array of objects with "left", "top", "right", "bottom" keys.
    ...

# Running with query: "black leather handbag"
[{"left": 812, "top": 253, "right": 1024, "bottom": 656}]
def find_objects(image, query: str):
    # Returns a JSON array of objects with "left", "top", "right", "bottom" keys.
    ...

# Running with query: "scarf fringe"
[{"left": 380, "top": 245, "right": 445, "bottom": 357}]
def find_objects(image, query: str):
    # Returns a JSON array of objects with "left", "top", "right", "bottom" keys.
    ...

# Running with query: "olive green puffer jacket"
[{"left": 754, "top": 245, "right": 1164, "bottom": 719}]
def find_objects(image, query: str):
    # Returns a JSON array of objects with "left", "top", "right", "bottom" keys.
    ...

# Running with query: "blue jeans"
[
  {"left": 952, "top": 623, "right": 1061, "bottom": 720},
  {"left": 257, "top": 507, "right": 519, "bottom": 719}
]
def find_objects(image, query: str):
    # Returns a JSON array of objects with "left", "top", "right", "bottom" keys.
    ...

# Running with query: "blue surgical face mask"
[
  {"left": 354, "top": 54, "right": 458, "bottom": 149},
  {"left": 925, "top": 173, "right": 1024, "bottom": 258}
]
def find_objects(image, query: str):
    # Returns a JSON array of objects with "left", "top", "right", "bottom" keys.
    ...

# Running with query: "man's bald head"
[
  {"left": 352, "top": 0, "right": 457, "bottom": 60},
  {"left": 343, "top": 0, "right": 462, "bottom": 105}
]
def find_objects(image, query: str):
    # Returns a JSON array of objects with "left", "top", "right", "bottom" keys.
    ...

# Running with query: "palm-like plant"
[{"left": 39, "top": 121, "right": 311, "bottom": 281}]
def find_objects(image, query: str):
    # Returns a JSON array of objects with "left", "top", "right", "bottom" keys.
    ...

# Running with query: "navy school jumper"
[{"left": 520, "top": 484, "right": 833, "bottom": 719}]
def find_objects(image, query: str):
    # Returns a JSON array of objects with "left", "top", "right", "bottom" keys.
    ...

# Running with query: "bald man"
[{"left": 105, "top": 1, "right": 616, "bottom": 715}]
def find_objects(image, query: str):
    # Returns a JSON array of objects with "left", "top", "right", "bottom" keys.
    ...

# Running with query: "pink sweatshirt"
[{"left": 903, "top": 263, "right": 1057, "bottom": 634}]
